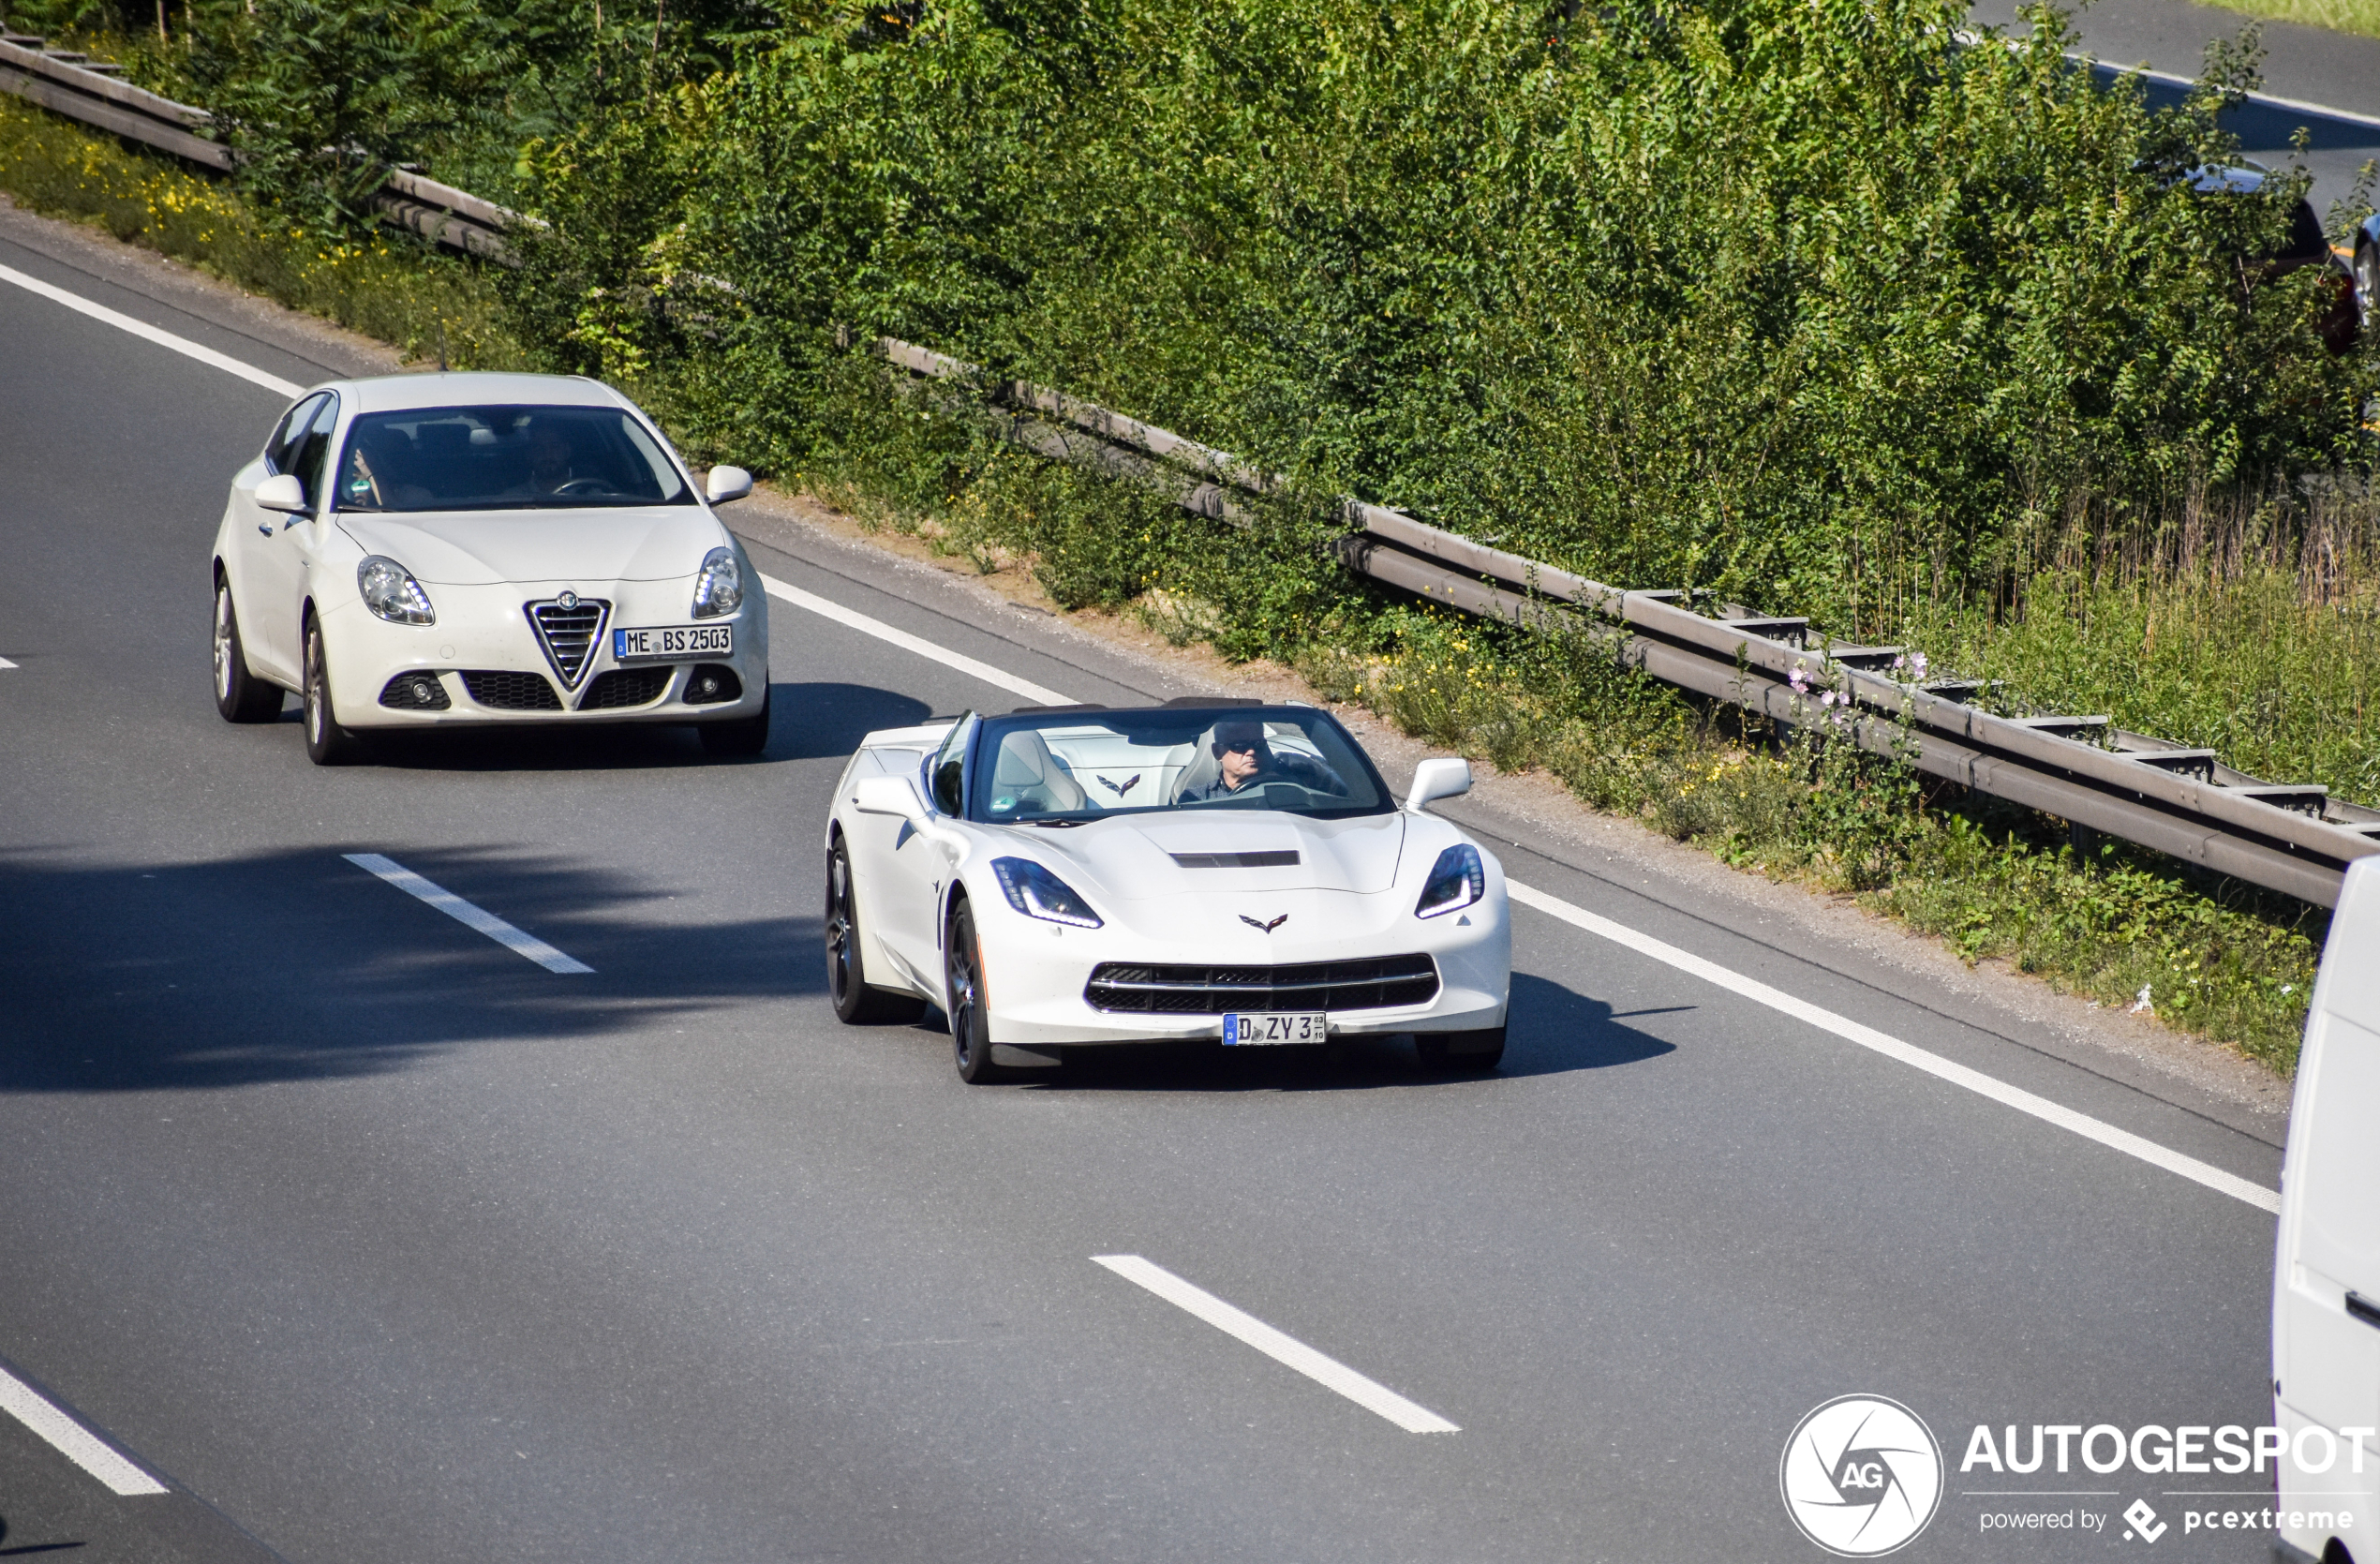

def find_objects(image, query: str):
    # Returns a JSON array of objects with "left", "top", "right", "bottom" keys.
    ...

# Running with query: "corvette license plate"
[
  {"left": 613, "top": 624, "right": 733, "bottom": 662},
  {"left": 1223, "top": 1011, "right": 1327, "bottom": 1047}
]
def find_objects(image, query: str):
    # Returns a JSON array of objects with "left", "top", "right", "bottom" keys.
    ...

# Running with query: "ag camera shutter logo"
[{"left": 1780, "top": 1394, "right": 1945, "bottom": 1557}]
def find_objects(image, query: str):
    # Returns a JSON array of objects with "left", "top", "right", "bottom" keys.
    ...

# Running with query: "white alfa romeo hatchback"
[
  {"left": 209, "top": 372, "right": 770, "bottom": 763},
  {"left": 825, "top": 702, "right": 1512, "bottom": 1081}
]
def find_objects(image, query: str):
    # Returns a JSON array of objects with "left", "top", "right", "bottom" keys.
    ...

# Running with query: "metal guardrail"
[
  {"left": 5, "top": 34, "right": 2368, "bottom": 903},
  {"left": 878, "top": 336, "right": 2380, "bottom": 908},
  {"left": 0, "top": 32, "right": 513, "bottom": 259}
]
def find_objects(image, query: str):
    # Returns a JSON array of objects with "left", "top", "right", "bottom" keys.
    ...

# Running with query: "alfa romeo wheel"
[
  {"left": 302, "top": 619, "right": 361, "bottom": 766},
  {"left": 946, "top": 901, "right": 1004, "bottom": 1083},
  {"left": 213, "top": 577, "right": 282, "bottom": 722},
  {"left": 826, "top": 838, "right": 926, "bottom": 1025},
  {"left": 1416, "top": 1025, "right": 1505, "bottom": 1073}
]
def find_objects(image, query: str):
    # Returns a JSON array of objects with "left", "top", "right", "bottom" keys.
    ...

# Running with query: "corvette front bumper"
[{"left": 974, "top": 886, "right": 1511, "bottom": 1047}]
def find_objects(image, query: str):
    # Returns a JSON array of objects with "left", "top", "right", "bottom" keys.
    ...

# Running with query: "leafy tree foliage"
[{"left": 528, "top": 0, "right": 2371, "bottom": 625}]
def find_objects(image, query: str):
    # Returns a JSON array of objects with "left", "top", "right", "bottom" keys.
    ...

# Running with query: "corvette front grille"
[
  {"left": 460, "top": 669, "right": 563, "bottom": 709},
  {"left": 1085, "top": 954, "right": 1439, "bottom": 1015},
  {"left": 527, "top": 597, "right": 610, "bottom": 688}
]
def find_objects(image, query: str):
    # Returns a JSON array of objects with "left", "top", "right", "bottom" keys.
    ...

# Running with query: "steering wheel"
[{"left": 554, "top": 477, "right": 619, "bottom": 497}]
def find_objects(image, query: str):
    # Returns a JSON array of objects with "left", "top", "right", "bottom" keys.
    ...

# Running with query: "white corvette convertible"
[
  {"left": 824, "top": 702, "right": 1511, "bottom": 1081},
  {"left": 209, "top": 371, "right": 770, "bottom": 763}
]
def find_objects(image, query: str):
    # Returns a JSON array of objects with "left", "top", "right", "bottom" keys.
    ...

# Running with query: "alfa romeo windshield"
[
  {"left": 334, "top": 405, "right": 693, "bottom": 512},
  {"left": 967, "top": 708, "right": 1393, "bottom": 824}
]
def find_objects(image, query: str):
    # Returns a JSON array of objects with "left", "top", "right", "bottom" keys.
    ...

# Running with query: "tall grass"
[
  {"left": 0, "top": 96, "right": 521, "bottom": 365},
  {"left": 1896, "top": 480, "right": 2380, "bottom": 798}
]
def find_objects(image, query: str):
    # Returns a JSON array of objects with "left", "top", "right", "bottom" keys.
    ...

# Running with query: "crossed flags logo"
[{"left": 1780, "top": 1395, "right": 1945, "bottom": 1557}]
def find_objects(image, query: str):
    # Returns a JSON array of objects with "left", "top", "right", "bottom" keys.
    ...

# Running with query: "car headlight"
[
  {"left": 1415, "top": 843, "right": 1485, "bottom": 918},
  {"left": 991, "top": 856, "right": 1104, "bottom": 929},
  {"left": 357, "top": 556, "right": 435, "bottom": 625},
  {"left": 692, "top": 546, "right": 743, "bottom": 618}
]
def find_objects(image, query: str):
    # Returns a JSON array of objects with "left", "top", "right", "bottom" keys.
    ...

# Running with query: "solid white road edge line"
[
  {"left": 0, "top": 1362, "right": 169, "bottom": 1496},
  {"left": 0, "top": 263, "right": 305, "bottom": 398},
  {"left": 1505, "top": 880, "right": 2281, "bottom": 1214},
  {"left": 343, "top": 853, "right": 594, "bottom": 974},
  {"left": 758, "top": 573, "right": 1072, "bottom": 707},
  {"left": 1092, "top": 1255, "right": 1460, "bottom": 1433}
]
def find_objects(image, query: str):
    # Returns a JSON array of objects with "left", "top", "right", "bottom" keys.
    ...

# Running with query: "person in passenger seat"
[{"left": 1177, "top": 720, "right": 1345, "bottom": 801}]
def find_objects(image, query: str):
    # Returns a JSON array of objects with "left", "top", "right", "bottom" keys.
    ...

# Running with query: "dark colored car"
[{"left": 2188, "top": 163, "right": 2360, "bottom": 353}]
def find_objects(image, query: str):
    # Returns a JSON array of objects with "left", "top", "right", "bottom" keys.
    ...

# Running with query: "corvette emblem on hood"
[{"left": 1240, "top": 914, "right": 1288, "bottom": 932}]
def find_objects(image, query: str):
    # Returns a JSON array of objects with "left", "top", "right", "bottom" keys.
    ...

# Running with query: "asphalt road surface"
[{"left": 0, "top": 212, "right": 2298, "bottom": 1564}]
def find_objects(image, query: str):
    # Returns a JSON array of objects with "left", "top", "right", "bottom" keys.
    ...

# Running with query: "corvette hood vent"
[
  {"left": 1034, "top": 815, "right": 1403, "bottom": 899},
  {"left": 527, "top": 596, "right": 610, "bottom": 689},
  {"left": 1169, "top": 850, "right": 1300, "bottom": 869}
]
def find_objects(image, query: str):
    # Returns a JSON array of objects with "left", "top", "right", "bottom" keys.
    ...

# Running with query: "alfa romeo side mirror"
[
  {"left": 255, "top": 473, "right": 308, "bottom": 514},
  {"left": 706, "top": 466, "right": 753, "bottom": 506}
]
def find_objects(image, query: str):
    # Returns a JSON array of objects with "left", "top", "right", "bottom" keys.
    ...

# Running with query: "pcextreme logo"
[{"left": 1781, "top": 1394, "right": 1946, "bottom": 1557}]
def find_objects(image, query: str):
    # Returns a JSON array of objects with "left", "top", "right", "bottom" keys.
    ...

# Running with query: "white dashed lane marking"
[
  {"left": 343, "top": 853, "right": 594, "bottom": 974},
  {"left": 0, "top": 1359, "right": 169, "bottom": 1496},
  {"left": 1093, "top": 1255, "right": 1460, "bottom": 1434}
]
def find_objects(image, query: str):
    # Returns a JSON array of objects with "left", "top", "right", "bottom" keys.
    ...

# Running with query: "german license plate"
[
  {"left": 1223, "top": 1011, "right": 1327, "bottom": 1046},
  {"left": 613, "top": 624, "right": 733, "bottom": 662}
]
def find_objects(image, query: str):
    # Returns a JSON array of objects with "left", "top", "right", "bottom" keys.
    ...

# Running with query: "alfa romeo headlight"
[
  {"left": 1415, "top": 843, "right": 1485, "bottom": 918},
  {"left": 692, "top": 546, "right": 743, "bottom": 618},
  {"left": 991, "top": 856, "right": 1103, "bottom": 929},
  {"left": 357, "top": 556, "right": 435, "bottom": 625}
]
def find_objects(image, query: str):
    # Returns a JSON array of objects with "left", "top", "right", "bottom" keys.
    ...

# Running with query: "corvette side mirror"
[
  {"left": 1404, "top": 757, "right": 1471, "bottom": 814},
  {"left": 706, "top": 465, "right": 753, "bottom": 506},
  {"left": 852, "top": 774, "right": 927, "bottom": 825},
  {"left": 255, "top": 472, "right": 308, "bottom": 514}
]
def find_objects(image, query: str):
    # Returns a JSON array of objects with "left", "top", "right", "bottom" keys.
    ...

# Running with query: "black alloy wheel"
[
  {"left": 826, "top": 838, "right": 926, "bottom": 1025},
  {"left": 213, "top": 577, "right": 283, "bottom": 722},
  {"left": 302, "top": 618, "right": 361, "bottom": 766},
  {"left": 1415, "top": 1024, "right": 1505, "bottom": 1074},
  {"left": 945, "top": 901, "right": 1004, "bottom": 1083},
  {"left": 699, "top": 684, "right": 771, "bottom": 757}
]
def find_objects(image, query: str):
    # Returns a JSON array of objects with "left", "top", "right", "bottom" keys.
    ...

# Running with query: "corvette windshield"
[
  {"left": 967, "top": 707, "right": 1392, "bottom": 824},
  {"left": 333, "top": 405, "right": 693, "bottom": 512}
]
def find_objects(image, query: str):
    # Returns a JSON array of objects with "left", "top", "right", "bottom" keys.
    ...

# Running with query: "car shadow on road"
[
  {"left": 347, "top": 681, "right": 929, "bottom": 771},
  {"left": 0, "top": 845, "right": 827, "bottom": 1094},
  {"left": 1000, "top": 970, "right": 1678, "bottom": 1094}
]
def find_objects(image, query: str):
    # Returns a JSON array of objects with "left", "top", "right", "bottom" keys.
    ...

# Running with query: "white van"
[{"left": 2274, "top": 856, "right": 2380, "bottom": 1563}]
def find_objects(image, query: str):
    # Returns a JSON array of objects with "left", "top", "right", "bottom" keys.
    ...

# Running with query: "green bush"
[{"left": 526, "top": 0, "right": 2377, "bottom": 629}]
